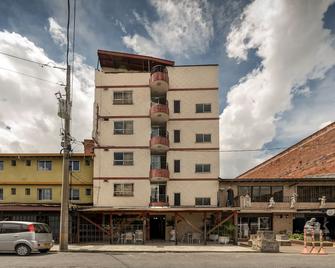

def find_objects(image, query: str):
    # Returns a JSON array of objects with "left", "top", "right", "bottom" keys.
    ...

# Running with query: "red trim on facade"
[
  {"left": 169, "top": 178, "right": 218, "bottom": 181},
  {"left": 150, "top": 136, "right": 170, "bottom": 148},
  {"left": 168, "top": 88, "right": 218, "bottom": 91},
  {"left": 96, "top": 85, "right": 149, "bottom": 89},
  {"left": 169, "top": 117, "right": 219, "bottom": 121},
  {"left": 150, "top": 169, "right": 170, "bottom": 179},
  {"left": 169, "top": 148, "right": 219, "bottom": 151},
  {"left": 99, "top": 115, "right": 150, "bottom": 119},
  {"left": 150, "top": 104, "right": 169, "bottom": 116},
  {"left": 94, "top": 177, "right": 149, "bottom": 180},
  {"left": 95, "top": 146, "right": 149, "bottom": 150}
]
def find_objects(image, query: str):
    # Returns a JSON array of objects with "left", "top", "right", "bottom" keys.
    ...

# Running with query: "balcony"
[
  {"left": 150, "top": 133, "right": 169, "bottom": 153},
  {"left": 149, "top": 65, "right": 169, "bottom": 95},
  {"left": 149, "top": 194, "right": 169, "bottom": 207},
  {"left": 150, "top": 102, "right": 169, "bottom": 123},
  {"left": 150, "top": 166, "right": 170, "bottom": 182}
]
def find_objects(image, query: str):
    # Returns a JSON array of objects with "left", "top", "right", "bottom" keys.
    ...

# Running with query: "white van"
[{"left": 0, "top": 221, "right": 54, "bottom": 256}]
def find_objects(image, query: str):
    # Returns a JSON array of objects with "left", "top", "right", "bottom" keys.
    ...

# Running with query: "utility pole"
[{"left": 59, "top": 64, "right": 71, "bottom": 251}]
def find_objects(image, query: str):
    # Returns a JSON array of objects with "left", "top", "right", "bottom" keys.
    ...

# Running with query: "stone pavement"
[
  {"left": 280, "top": 244, "right": 335, "bottom": 254},
  {"left": 51, "top": 243, "right": 255, "bottom": 253}
]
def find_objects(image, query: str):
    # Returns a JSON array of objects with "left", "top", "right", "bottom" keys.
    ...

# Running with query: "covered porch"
[{"left": 75, "top": 207, "right": 239, "bottom": 245}]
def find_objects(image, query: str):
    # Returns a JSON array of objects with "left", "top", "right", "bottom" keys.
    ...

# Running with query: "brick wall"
[{"left": 238, "top": 122, "right": 335, "bottom": 178}]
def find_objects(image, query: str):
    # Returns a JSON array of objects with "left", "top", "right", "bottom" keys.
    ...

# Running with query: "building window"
[
  {"left": 85, "top": 159, "right": 91, "bottom": 166},
  {"left": 114, "top": 152, "right": 134, "bottom": 166},
  {"left": 11, "top": 188, "right": 16, "bottom": 195},
  {"left": 174, "top": 100, "right": 180, "bottom": 113},
  {"left": 70, "top": 188, "right": 80, "bottom": 201},
  {"left": 25, "top": 160, "right": 31, "bottom": 166},
  {"left": 0, "top": 188, "right": 3, "bottom": 200},
  {"left": 196, "top": 103, "right": 211, "bottom": 113},
  {"left": 238, "top": 186, "right": 284, "bottom": 202},
  {"left": 38, "top": 188, "right": 52, "bottom": 200},
  {"left": 195, "top": 164, "right": 211, "bottom": 173},
  {"left": 174, "top": 193, "right": 181, "bottom": 206},
  {"left": 195, "top": 197, "right": 211, "bottom": 206},
  {"left": 0, "top": 161, "right": 3, "bottom": 171},
  {"left": 69, "top": 160, "right": 80, "bottom": 171},
  {"left": 297, "top": 186, "right": 335, "bottom": 202},
  {"left": 174, "top": 160, "right": 180, "bottom": 173},
  {"left": 25, "top": 188, "right": 31, "bottom": 196},
  {"left": 11, "top": 160, "right": 16, "bottom": 166},
  {"left": 195, "top": 134, "right": 211, "bottom": 143},
  {"left": 114, "top": 183, "right": 134, "bottom": 196},
  {"left": 38, "top": 160, "right": 52, "bottom": 171},
  {"left": 114, "top": 121, "right": 133, "bottom": 135},
  {"left": 85, "top": 188, "right": 92, "bottom": 196},
  {"left": 113, "top": 91, "right": 133, "bottom": 104},
  {"left": 174, "top": 130, "right": 180, "bottom": 143}
]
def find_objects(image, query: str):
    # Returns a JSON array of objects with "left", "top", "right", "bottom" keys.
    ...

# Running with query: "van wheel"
[
  {"left": 15, "top": 244, "right": 31, "bottom": 256},
  {"left": 39, "top": 249, "right": 50, "bottom": 253}
]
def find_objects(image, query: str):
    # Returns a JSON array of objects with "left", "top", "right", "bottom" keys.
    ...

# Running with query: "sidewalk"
[{"left": 51, "top": 243, "right": 255, "bottom": 253}]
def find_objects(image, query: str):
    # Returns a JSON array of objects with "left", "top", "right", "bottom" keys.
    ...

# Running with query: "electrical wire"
[
  {"left": 0, "top": 51, "right": 66, "bottom": 70},
  {"left": 0, "top": 66, "right": 65, "bottom": 86}
]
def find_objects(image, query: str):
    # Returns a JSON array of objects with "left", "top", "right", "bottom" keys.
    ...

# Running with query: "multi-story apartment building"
[
  {"left": 86, "top": 50, "right": 224, "bottom": 242},
  {"left": 0, "top": 142, "right": 94, "bottom": 241},
  {"left": 219, "top": 122, "right": 335, "bottom": 240}
]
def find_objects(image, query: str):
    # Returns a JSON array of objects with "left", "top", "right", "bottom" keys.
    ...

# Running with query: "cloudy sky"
[{"left": 0, "top": 0, "right": 334, "bottom": 178}]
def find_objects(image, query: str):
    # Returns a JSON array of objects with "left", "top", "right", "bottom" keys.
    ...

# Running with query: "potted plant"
[{"left": 218, "top": 222, "right": 235, "bottom": 244}]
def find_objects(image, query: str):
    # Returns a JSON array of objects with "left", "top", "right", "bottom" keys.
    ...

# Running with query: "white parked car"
[{"left": 0, "top": 221, "right": 54, "bottom": 256}]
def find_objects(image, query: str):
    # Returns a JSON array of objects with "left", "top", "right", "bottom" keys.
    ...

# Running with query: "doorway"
[{"left": 150, "top": 215, "right": 166, "bottom": 240}]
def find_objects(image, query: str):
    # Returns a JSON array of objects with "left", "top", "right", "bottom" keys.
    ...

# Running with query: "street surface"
[{"left": 0, "top": 252, "right": 334, "bottom": 268}]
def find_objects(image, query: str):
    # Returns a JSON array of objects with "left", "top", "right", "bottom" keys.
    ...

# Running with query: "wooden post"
[
  {"left": 174, "top": 212, "right": 178, "bottom": 245},
  {"left": 76, "top": 212, "right": 80, "bottom": 243},
  {"left": 110, "top": 214, "right": 113, "bottom": 244},
  {"left": 233, "top": 211, "right": 238, "bottom": 245},
  {"left": 203, "top": 212, "right": 207, "bottom": 245}
]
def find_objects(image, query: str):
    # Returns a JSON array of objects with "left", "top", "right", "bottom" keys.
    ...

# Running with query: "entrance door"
[{"left": 150, "top": 215, "right": 166, "bottom": 240}]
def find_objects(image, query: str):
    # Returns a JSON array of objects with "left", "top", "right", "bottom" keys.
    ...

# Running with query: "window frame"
[
  {"left": 11, "top": 188, "right": 16, "bottom": 195},
  {"left": 85, "top": 188, "right": 92, "bottom": 196},
  {"left": 0, "top": 188, "right": 3, "bottom": 200},
  {"left": 25, "top": 160, "right": 31, "bottom": 166},
  {"left": 37, "top": 188, "right": 52, "bottom": 201},
  {"left": 11, "top": 160, "right": 16, "bottom": 166},
  {"left": 195, "top": 133, "right": 212, "bottom": 143},
  {"left": 195, "top": 197, "right": 211, "bottom": 206},
  {"left": 113, "top": 183, "right": 134, "bottom": 197},
  {"left": 173, "top": 100, "right": 180, "bottom": 113},
  {"left": 174, "top": 130, "right": 181, "bottom": 143},
  {"left": 37, "top": 160, "right": 52, "bottom": 171},
  {"left": 113, "top": 91, "right": 133, "bottom": 105},
  {"left": 196, "top": 103, "right": 211, "bottom": 113},
  {"left": 174, "top": 160, "right": 180, "bottom": 173},
  {"left": 70, "top": 188, "right": 80, "bottom": 201},
  {"left": 114, "top": 120, "right": 134, "bottom": 135},
  {"left": 0, "top": 160, "right": 3, "bottom": 171},
  {"left": 69, "top": 160, "right": 80, "bottom": 172},
  {"left": 25, "top": 188, "right": 31, "bottom": 196},
  {"left": 195, "top": 164, "right": 211, "bottom": 173},
  {"left": 113, "top": 152, "right": 134, "bottom": 166}
]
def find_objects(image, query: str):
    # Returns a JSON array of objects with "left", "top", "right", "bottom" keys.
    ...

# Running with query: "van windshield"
[{"left": 33, "top": 224, "right": 51, "bottom": 233}]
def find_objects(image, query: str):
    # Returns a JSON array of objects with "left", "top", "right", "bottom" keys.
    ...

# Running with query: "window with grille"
[
  {"left": 11, "top": 160, "right": 16, "bottom": 166},
  {"left": 0, "top": 161, "right": 3, "bottom": 170},
  {"left": 85, "top": 188, "right": 92, "bottom": 196},
  {"left": 297, "top": 186, "right": 335, "bottom": 202},
  {"left": 38, "top": 188, "right": 52, "bottom": 200},
  {"left": 196, "top": 103, "right": 211, "bottom": 113},
  {"left": 69, "top": 160, "right": 80, "bottom": 171},
  {"left": 25, "top": 160, "right": 31, "bottom": 166},
  {"left": 195, "top": 164, "right": 211, "bottom": 173},
  {"left": 11, "top": 188, "right": 16, "bottom": 195},
  {"left": 195, "top": 134, "right": 211, "bottom": 143},
  {"left": 114, "top": 121, "right": 133, "bottom": 135},
  {"left": 25, "top": 188, "right": 31, "bottom": 196},
  {"left": 195, "top": 197, "right": 211, "bottom": 206},
  {"left": 114, "top": 183, "right": 134, "bottom": 196},
  {"left": 0, "top": 188, "right": 3, "bottom": 200},
  {"left": 113, "top": 91, "right": 133, "bottom": 104},
  {"left": 114, "top": 152, "right": 134, "bottom": 166},
  {"left": 38, "top": 160, "right": 52, "bottom": 171},
  {"left": 238, "top": 186, "right": 284, "bottom": 202}
]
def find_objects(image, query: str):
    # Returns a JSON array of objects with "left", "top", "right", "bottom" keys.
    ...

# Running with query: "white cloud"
[
  {"left": 48, "top": 17, "right": 67, "bottom": 47},
  {"left": 220, "top": 0, "right": 335, "bottom": 178},
  {"left": 0, "top": 30, "right": 94, "bottom": 153},
  {"left": 122, "top": 0, "right": 214, "bottom": 58}
]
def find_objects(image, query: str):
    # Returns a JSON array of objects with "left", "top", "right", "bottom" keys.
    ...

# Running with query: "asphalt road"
[{"left": 0, "top": 252, "right": 334, "bottom": 268}]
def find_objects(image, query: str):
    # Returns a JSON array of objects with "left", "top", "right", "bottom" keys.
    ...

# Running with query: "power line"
[
  {"left": 0, "top": 66, "right": 65, "bottom": 86},
  {"left": 0, "top": 51, "right": 66, "bottom": 70}
]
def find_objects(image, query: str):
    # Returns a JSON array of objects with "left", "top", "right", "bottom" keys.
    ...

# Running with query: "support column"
[
  {"left": 203, "top": 212, "right": 207, "bottom": 245},
  {"left": 233, "top": 211, "right": 238, "bottom": 245},
  {"left": 174, "top": 212, "right": 178, "bottom": 245},
  {"left": 76, "top": 212, "right": 80, "bottom": 243},
  {"left": 110, "top": 213, "right": 113, "bottom": 244},
  {"left": 142, "top": 214, "right": 146, "bottom": 245}
]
